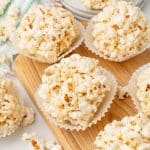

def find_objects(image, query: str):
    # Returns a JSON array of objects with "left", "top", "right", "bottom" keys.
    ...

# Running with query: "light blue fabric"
[{"left": 0, "top": 0, "right": 44, "bottom": 56}]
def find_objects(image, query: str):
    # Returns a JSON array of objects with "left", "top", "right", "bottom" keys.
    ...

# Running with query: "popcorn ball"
[
  {"left": 91, "top": 1, "right": 150, "bottom": 61},
  {"left": 0, "top": 77, "right": 34, "bottom": 138},
  {"left": 81, "top": 0, "right": 118, "bottom": 10},
  {"left": 13, "top": 5, "right": 80, "bottom": 64},
  {"left": 95, "top": 113, "right": 150, "bottom": 150},
  {"left": 22, "top": 133, "right": 62, "bottom": 150},
  {"left": 136, "top": 67, "right": 150, "bottom": 117},
  {"left": 37, "top": 54, "right": 111, "bottom": 129}
]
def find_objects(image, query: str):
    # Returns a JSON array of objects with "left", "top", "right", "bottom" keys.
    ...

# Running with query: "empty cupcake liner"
[
  {"left": 16, "top": 21, "right": 84, "bottom": 64},
  {"left": 128, "top": 63, "right": 150, "bottom": 116},
  {"left": 84, "top": 22, "right": 150, "bottom": 62},
  {"left": 35, "top": 65, "right": 118, "bottom": 131}
]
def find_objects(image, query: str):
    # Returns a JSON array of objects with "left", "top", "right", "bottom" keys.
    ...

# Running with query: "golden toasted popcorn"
[
  {"left": 0, "top": 77, "right": 34, "bottom": 138},
  {"left": 91, "top": 1, "right": 150, "bottom": 61},
  {"left": 13, "top": 5, "right": 80, "bottom": 64},
  {"left": 95, "top": 113, "right": 150, "bottom": 150}
]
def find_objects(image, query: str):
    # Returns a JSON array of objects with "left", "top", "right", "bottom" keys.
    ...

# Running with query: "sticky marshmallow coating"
[
  {"left": 81, "top": 0, "right": 118, "bottom": 10},
  {"left": 0, "top": 77, "right": 34, "bottom": 137},
  {"left": 38, "top": 54, "right": 111, "bottom": 128},
  {"left": 91, "top": 1, "right": 150, "bottom": 60},
  {"left": 95, "top": 113, "right": 150, "bottom": 150},
  {"left": 136, "top": 67, "right": 150, "bottom": 117},
  {"left": 14, "top": 5, "right": 80, "bottom": 63}
]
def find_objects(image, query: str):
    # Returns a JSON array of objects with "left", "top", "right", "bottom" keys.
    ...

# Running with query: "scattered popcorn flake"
[
  {"left": 117, "top": 85, "right": 129, "bottom": 100},
  {"left": 136, "top": 67, "right": 150, "bottom": 117},
  {"left": 0, "top": 52, "right": 9, "bottom": 65},
  {"left": 0, "top": 77, "right": 34, "bottom": 138},
  {"left": 38, "top": 54, "right": 111, "bottom": 128},
  {"left": 81, "top": 0, "right": 118, "bottom": 10},
  {"left": 22, "top": 133, "right": 62, "bottom": 150},
  {"left": 13, "top": 5, "right": 79, "bottom": 64},
  {"left": 95, "top": 113, "right": 150, "bottom": 150},
  {"left": 91, "top": 1, "right": 150, "bottom": 60},
  {"left": 21, "top": 107, "right": 35, "bottom": 127},
  {"left": 0, "top": 0, "right": 10, "bottom": 15},
  {"left": 0, "top": 5, "right": 20, "bottom": 43}
]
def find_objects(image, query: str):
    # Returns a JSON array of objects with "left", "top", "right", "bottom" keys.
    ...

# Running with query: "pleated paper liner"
[
  {"left": 13, "top": 21, "right": 84, "bottom": 64},
  {"left": 35, "top": 65, "right": 118, "bottom": 131},
  {"left": 84, "top": 22, "right": 150, "bottom": 62},
  {"left": 128, "top": 63, "right": 150, "bottom": 118}
]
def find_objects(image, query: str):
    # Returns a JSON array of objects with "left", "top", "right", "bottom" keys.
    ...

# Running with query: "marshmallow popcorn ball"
[
  {"left": 136, "top": 67, "right": 150, "bottom": 117},
  {"left": 81, "top": 0, "right": 118, "bottom": 10},
  {"left": 128, "top": 63, "right": 150, "bottom": 118},
  {"left": 13, "top": 5, "right": 80, "bottom": 64},
  {"left": 95, "top": 113, "right": 150, "bottom": 150},
  {"left": 37, "top": 54, "right": 117, "bottom": 130},
  {"left": 0, "top": 77, "right": 34, "bottom": 138},
  {"left": 88, "top": 1, "right": 150, "bottom": 61}
]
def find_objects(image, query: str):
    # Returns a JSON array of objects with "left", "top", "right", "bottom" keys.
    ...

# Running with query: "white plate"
[
  {"left": 62, "top": 0, "right": 99, "bottom": 14},
  {"left": 0, "top": 75, "right": 56, "bottom": 150},
  {"left": 61, "top": 0, "right": 93, "bottom": 18}
]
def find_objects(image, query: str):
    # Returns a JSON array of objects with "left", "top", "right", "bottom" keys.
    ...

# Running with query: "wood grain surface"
[{"left": 14, "top": 44, "right": 150, "bottom": 150}]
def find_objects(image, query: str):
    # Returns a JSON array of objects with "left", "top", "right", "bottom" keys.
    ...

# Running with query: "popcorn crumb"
[
  {"left": 117, "top": 85, "right": 129, "bottom": 100},
  {"left": 22, "top": 133, "right": 62, "bottom": 150},
  {"left": 0, "top": 0, "right": 10, "bottom": 15},
  {"left": 21, "top": 107, "right": 35, "bottom": 127},
  {"left": 91, "top": 1, "right": 150, "bottom": 61},
  {"left": 38, "top": 54, "right": 111, "bottom": 128},
  {"left": 13, "top": 5, "right": 79, "bottom": 64},
  {"left": 95, "top": 113, "right": 150, "bottom": 150},
  {"left": 0, "top": 52, "right": 9, "bottom": 65}
]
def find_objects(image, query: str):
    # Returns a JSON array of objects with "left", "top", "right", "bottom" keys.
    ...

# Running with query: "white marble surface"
[{"left": 143, "top": 0, "right": 150, "bottom": 22}]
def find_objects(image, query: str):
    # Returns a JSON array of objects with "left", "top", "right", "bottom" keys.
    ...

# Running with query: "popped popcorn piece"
[
  {"left": 0, "top": 52, "right": 9, "bottom": 65},
  {"left": 117, "top": 85, "right": 129, "bottom": 100},
  {"left": 13, "top": 5, "right": 79, "bottom": 64},
  {"left": 0, "top": 77, "right": 34, "bottom": 138},
  {"left": 91, "top": 1, "right": 150, "bottom": 60},
  {"left": 22, "top": 133, "right": 62, "bottom": 150},
  {"left": 81, "top": 0, "right": 118, "bottom": 10},
  {"left": 21, "top": 107, "right": 35, "bottom": 127},
  {"left": 0, "top": 0, "right": 10, "bottom": 15},
  {"left": 136, "top": 67, "right": 150, "bottom": 117},
  {"left": 95, "top": 113, "right": 150, "bottom": 150},
  {"left": 38, "top": 54, "right": 111, "bottom": 128},
  {"left": 0, "top": 5, "right": 20, "bottom": 43}
]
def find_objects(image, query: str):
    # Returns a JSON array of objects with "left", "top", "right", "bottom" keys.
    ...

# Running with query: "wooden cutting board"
[{"left": 14, "top": 44, "right": 150, "bottom": 150}]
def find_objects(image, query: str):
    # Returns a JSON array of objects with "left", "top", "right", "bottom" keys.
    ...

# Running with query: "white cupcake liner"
[
  {"left": 84, "top": 22, "right": 150, "bottom": 62},
  {"left": 35, "top": 66, "right": 118, "bottom": 131},
  {"left": 20, "top": 21, "right": 84, "bottom": 64},
  {"left": 128, "top": 63, "right": 150, "bottom": 116}
]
